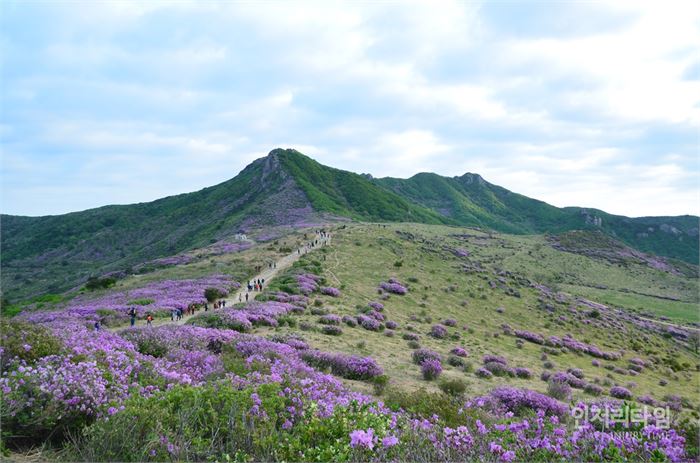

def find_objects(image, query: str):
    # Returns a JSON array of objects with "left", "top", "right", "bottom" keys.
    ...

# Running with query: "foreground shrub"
[
  {"left": 371, "top": 375, "right": 389, "bottom": 396},
  {"left": 547, "top": 379, "right": 572, "bottom": 401},
  {"left": 412, "top": 349, "right": 441, "bottom": 365},
  {"left": 421, "top": 359, "right": 443, "bottom": 381},
  {"left": 0, "top": 319, "right": 64, "bottom": 367},
  {"left": 69, "top": 383, "right": 286, "bottom": 461},
  {"left": 438, "top": 378, "right": 466, "bottom": 396},
  {"left": 301, "top": 350, "right": 383, "bottom": 380}
]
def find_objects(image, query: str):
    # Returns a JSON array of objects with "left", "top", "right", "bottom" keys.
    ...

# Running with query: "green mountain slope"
[
  {"left": 2, "top": 148, "right": 697, "bottom": 303},
  {"left": 1, "top": 152, "right": 315, "bottom": 299},
  {"left": 277, "top": 151, "right": 449, "bottom": 224},
  {"left": 373, "top": 172, "right": 699, "bottom": 264}
]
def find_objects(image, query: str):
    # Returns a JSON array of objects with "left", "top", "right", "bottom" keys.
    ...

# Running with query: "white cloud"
[{"left": 1, "top": 0, "right": 698, "bottom": 218}]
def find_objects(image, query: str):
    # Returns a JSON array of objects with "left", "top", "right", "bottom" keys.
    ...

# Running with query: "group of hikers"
[
  {"left": 105, "top": 229, "right": 332, "bottom": 331},
  {"left": 298, "top": 230, "right": 332, "bottom": 255},
  {"left": 247, "top": 278, "right": 265, "bottom": 292}
]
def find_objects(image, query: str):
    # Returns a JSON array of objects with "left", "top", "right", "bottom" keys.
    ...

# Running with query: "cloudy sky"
[{"left": 1, "top": 1, "right": 698, "bottom": 217}]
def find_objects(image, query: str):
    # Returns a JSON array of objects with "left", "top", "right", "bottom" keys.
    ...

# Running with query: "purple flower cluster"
[
  {"left": 465, "top": 387, "right": 569, "bottom": 418},
  {"left": 514, "top": 330, "right": 545, "bottom": 345},
  {"left": 385, "top": 320, "right": 398, "bottom": 330},
  {"left": 320, "top": 286, "right": 341, "bottom": 297},
  {"left": 482, "top": 354, "right": 507, "bottom": 365},
  {"left": 191, "top": 300, "right": 302, "bottom": 331},
  {"left": 301, "top": 350, "right": 383, "bottom": 380},
  {"left": 296, "top": 273, "right": 321, "bottom": 295},
  {"left": 450, "top": 347, "right": 468, "bottom": 357},
  {"left": 610, "top": 386, "right": 633, "bottom": 399},
  {"left": 442, "top": 318, "right": 457, "bottom": 327},
  {"left": 367, "top": 301, "right": 384, "bottom": 311},
  {"left": 430, "top": 324, "right": 448, "bottom": 339},
  {"left": 271, "top": 292, "right": 309, "bottom": 307},
  {"left": 21, "top": 275, "right": 237, "bottom": 323},
  {"left": 421, "top": 359, "right": 442, "bottom": 380},
  {"left": 378, "top": 279, "right": 408, "bottom": 295},
  {"left": 357, "top": 315, "right": 381, "bottom": 331},
  {"left": 412, "top": 349, "right": 441, "bottom": 365},
  {"left": 319, "top": 314, "right": 342, "bottom": 325}
]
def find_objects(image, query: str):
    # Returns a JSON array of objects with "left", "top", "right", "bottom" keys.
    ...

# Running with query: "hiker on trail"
[
  {"left": 129, "top": 307, "right": 137, "bottom": 326},
  {"left": 239, "top": 294, "right": 242, "bottom": 302},
  {"left": 146, "top": 314, "right": 153, "bottom": 326},
  {"left": 176, "top": 309, "right": 182, "bottom": 321},
  {"left": 94, "top": 320, "right": 101, "bottom": 331},
  {"left": 262, "top": 278, "right": 265, "bottom": 284},
  {"left": 171, "top": 308, "right": 177, "bottom": 321},
  {"left": 223, "top": 300, "right": 226, "bottom": 307},
  {"left": 204, "top": 303, "right": 209, "bottom": 312},
  {"left": 245, "top": 293, "right": 249, "bottom": 302}
]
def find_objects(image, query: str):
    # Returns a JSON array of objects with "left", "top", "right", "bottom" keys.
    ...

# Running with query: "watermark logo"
[{"left": 572, "top": 404, "right": 671, "bottom": 430}]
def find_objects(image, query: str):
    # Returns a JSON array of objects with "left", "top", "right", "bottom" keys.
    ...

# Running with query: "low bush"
[{"left": 438, "top": 378, "right": 466, "bottom": 397}]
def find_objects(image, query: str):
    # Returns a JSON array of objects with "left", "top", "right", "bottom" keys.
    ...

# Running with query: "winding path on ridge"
[{"left": 111, "top": 233, "right": 332, "bottom": 330}]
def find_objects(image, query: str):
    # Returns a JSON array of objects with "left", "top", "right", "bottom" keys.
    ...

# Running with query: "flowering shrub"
[
  {"left": 21, "top": 275, "right": 236, "bottom": 323},
  {"left": 0, "top": 319, "right": 64, "bottom": 365},
  {"left": 552, "top": 371, "right": 586, "bottom": 389},
  {"left": 7, "top": 269, "right": 691, "bottom": 462},
  {"left": 321, "top": 287, "right": 341, "bottom": 297},
  {"left": 378, "top": 280, "right": 407, "bottom": 295},
  {"left": 322, "top": 325, "right": 343, "bottom": 336},
  {"left": 514, "top": 367, "right": 532, "bottom": 379},
  {"left": 412, "top": 349, "right": 441, "bottom": 365},
  {"left": 402, "top": 333, "right": 420, "bottom": 341},
  {"left": 547, "top": 379, "right": 572, "bottom": 401},
  {"left": 301, "top": 350, "right": 383, "bottom": 380},
  {"left": 475, "top": 368, "right": 493, "bottom": 379},
  {"left": 319, "top": 314, "right": 342, "bottom": 325},
  {"left": 442, "top": 319, "right": 457, "bottom": 327},
  {"left": 450, "top": 347, "right": 468, "bottom": 357},
  {"left": 584, "top": 384, "right": 603, "bottom": 396},
  {"left": 342, "top": 315, "right": 357, "bottom": 327},
  {"left": 610, "top": 386, "right": 633, "bottom": 399},
  {"left": 465, "top": 387, "right": 569, "bottom": 418},
  {"left": 421, "top": 359, "right": 442, "bottom": 380},
  {"left": 357, "top": 315, "right": 381, "bottom": 331},
  {"left": 368, "top": 301, "right": 384, "bottom": 311},
  {"left": 482, "top": 354, "right": 507, "bottom": 365},
  {"left": 296, "top": 274, "right": 321, "bottom": 295},
  {"left": 514, "top": 329, "right": 545, "bottom": 345},
  {"left": 385, "top": 320, "right": 398, "bottom": 330},
  {"left": 430, "top": 324, "right": 448, "bottom": 339},
  {"left": 483, "top": 362, "right": 514, "bottom": 377}
]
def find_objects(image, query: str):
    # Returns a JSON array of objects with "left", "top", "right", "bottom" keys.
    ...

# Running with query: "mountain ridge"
[{"left": 2, "top": 148, "right": 697, "bottom": 301}]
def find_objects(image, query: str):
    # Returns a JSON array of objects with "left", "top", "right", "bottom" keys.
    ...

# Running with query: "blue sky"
[{"left": 1, "top": 1, "right": 698, "bottom": 217}]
